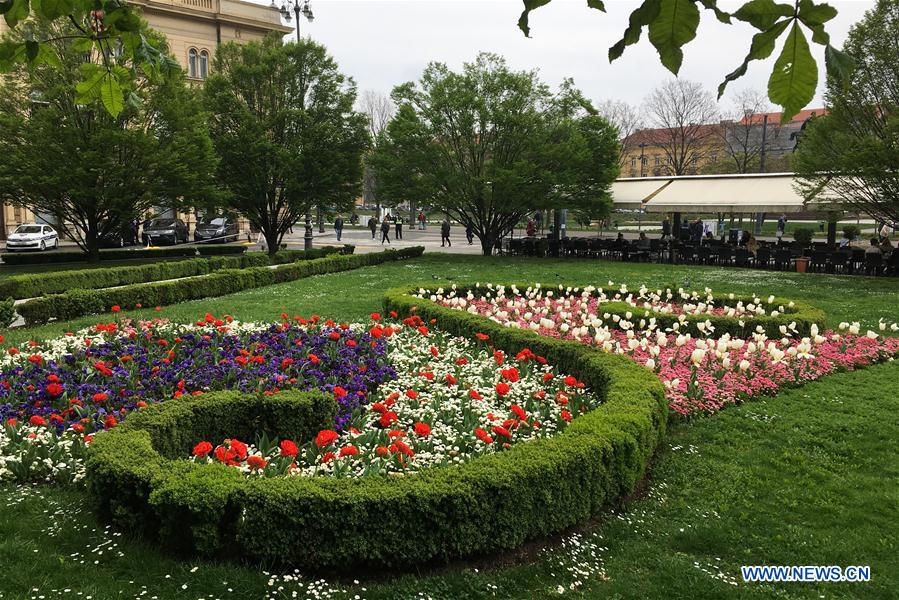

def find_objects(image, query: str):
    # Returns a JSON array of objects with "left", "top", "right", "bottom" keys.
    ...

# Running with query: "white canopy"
[{"left": 612, "top": 173, "right": 815, "bottom": 213}]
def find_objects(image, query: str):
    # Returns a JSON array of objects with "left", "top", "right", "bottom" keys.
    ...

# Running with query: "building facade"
[{"left": 0, "top": 0, "right": 291, "bottom": 238}]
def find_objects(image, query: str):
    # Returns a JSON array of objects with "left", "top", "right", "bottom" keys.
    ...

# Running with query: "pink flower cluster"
[{"left": 432, "top": 289, "right": 899, "bottom": 417}]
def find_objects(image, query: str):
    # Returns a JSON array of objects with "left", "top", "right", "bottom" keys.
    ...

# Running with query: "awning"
[
  {"left": 641, "top": 174, "right": 810, "bottom": 213},
  {"left": 610, "top": 178, "right": 672, "bottom": 209}
]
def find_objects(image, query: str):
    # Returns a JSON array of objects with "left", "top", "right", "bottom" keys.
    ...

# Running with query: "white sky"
[{"left": 269, "top": 0, "right": 875, "bottom": 112}]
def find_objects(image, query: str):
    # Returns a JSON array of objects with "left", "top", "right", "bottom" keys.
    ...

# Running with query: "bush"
[
  {"left": 842, "top": 224, "right": 861, "bottom": 241},
  {"left": 0, "top": 245, "right": 245, "bottom": 266},
  {"left": 0, "top": 297, "right": 15, "bottom": 328},
  {"left": 16, "top": 247, "right": 425, "bottom": 326},
  {"left": 85, "top": 287, "right": 666, "bottom": 571},
  {"left": 793, "top": 227, "right": 815, "bottom": 247}
]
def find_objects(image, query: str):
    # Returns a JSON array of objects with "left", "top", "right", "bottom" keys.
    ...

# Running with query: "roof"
[
  {"left": 612, "top": 173, "right": 815, "bottom": 213},
  {"left": 738, "top": 108, "right": 827, "bottom": 126}
]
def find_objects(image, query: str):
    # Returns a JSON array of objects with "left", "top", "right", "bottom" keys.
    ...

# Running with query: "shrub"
[
  {"left": 842, "top": 224, "right": 861, "bottom": 241},
  {"left": 85, "top": 296, "right": 666, "bottom": 570},
  {"left": 1, "top": 245, "right": 245, "bottom": 266},
  {"left": 16, "top": 247, "right": 425, "bottom": 326},
  {"left": 793, "top": 227, "right": 815, "bottom": 247},
  {"left": 0, "top": 297, "right": 15, "bottom": 328}
]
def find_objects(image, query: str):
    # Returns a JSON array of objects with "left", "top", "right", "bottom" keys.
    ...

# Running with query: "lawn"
[{"left": 1, "top": 254, "right": 897, "bottom": 599}]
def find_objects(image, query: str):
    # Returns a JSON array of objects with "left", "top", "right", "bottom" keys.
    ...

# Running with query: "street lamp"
[
  {"left": 276, "top": 0, "right": 315, "bottom": 248},
  {"left": 639, "top": 142, "right": 647, "bottom": 177}
]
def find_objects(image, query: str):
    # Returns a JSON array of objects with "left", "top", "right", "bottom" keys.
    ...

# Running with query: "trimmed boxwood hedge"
[
  {"left": 1, "top": 244, "right": 245, "bottom": 266},
  {"left": 0, "top": 245, "right": 354, "bottom": 300},
  {"left": 16, "top": 247, "right": 424, "bottom": 326},
  {"left": 84, "top": 285, "right": 667, "bottom": 570},
  {"left": 413, "top": 282, "right": 825, "bottom": 338}
]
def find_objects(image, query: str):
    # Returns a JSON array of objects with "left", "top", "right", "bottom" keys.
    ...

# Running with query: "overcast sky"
[{"left": 266, "top": 0, "right": 874, "bottom": 113}]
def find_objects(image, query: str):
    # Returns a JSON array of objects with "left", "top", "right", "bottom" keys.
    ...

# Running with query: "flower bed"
[{"left": 415, "top": 283, "right": 899, "bottom": 417}]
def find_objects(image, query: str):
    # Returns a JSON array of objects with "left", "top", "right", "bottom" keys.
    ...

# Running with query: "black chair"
[
  {"left": 755, "top": 247, "right": 771, "bottom": 269},
  {"left": 809, "top": 251, "right": 829, "bottom": 273},
  {"left": 696, "top": 246, "right": 712, "bottom": 265},
  {"left": 850, "top": 248, "right": 866, "bottom": 273},
  {"left": 864, "top": 253, "right": 883, "bottom": 276},
  {"left": 885, "top": 251, "right": 899, "bottom": 276},
  {"left": 715, "top": 246, "right": 734, "bottom": 266},
  {"left": 774, "top": 249, "right": 793, "bottom": 271},
  {"left": 830, "top": 252, "right": 850, "bottom": 275},
  {"left": 734, "top": 249, "right": 753, "bottom": 268}
]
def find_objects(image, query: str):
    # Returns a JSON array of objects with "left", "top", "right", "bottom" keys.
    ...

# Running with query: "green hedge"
[
  {"left": 84, "top": 285, "right": 666, "bottom": 570},
  {"left": 0, "top": 297, "right": 14, "bottom": 328},
  {"left": 86, "top": 391, "right": 336, "bottom": 554},
  {"left": 0, "top": 245, "right": 354, "bottom": 300},
  {"left": 1, "top": 244, "right": 245, "bottom": 266},
  {"left": 415, "top": 283, "right": 826, "bottom": 338},
  {"left": 16, "top": 247, "right": 424, "bottom": 326}
]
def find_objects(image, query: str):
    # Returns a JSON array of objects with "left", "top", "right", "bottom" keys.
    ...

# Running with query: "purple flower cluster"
[{"left": 0, "top": 323, "right": 395, "bottom": 433}]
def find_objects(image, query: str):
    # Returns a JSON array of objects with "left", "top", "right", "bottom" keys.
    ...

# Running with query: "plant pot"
[{"left": 795, "top": 257, "right": 809, "bottom": 273}]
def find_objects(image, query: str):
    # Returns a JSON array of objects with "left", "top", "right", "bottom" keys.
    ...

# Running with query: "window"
[
  {"left": 188, "top": 49, "right": 198, "bottom": 78},
  {"left": 199, "top": 50, "right": 209, "bottom": 79},
  {"left": 711, "top": 152, "right": 719, "bottom": 162},
  {"left": 630, "top": 170, "right": 637, "bottom": 177},
  {"left": 630, "top": 157, "right": 636, "bottom": 168},
  {"left": 654, "top": 155, "right": 661, "bottom": 166},
  {"left": 691, "top": 156, "right": 698, "bottom": 166}
]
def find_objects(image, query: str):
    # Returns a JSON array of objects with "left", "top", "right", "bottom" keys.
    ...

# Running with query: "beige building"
[{"left": 0, "top": 0, "right": 291, "bottom": 239}]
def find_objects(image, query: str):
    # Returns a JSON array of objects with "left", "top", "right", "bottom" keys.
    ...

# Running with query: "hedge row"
[
  {"left": 16, "top": 247, "right": 424, "bottom": 326},
  {"left": 84, "top": 284, "right": 666, "bottom": 570},
  {"left": 0, "top": 246, "right": 354, "bottom": 300},
  {"left": 0, "top": 244, "right": 245, "bottom": 266},
  {"left": 417, "top": 283, "right": 826, "bottom": 338}
]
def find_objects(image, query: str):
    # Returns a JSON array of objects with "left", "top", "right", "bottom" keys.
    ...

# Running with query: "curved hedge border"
[
  {"left": 413, "top": 282, "right": 826, "bottom": 338},
  {"left": 16, "top": 247, "right": 423, "bottom": 326},
  {"left": 0, "top": 246, "right": 354, "bottom": 300},
  {"left": 85, "top": 285, "right": 667, "bottom": 571},
  {"left": 0, "top": 244, "right": 245, "bottom": 266}
]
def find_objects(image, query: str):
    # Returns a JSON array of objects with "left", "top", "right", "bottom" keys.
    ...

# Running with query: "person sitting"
[
  {"left": 865, "top": 237, "right": 882, "bottom": 254},
  {"left": 634, "top": 231, "right": 651, "bottom": 250},
  {"left": 880, "top": 237, "right": 892, "bottom": 256},
  {"left": 746, "top": 233, "right": 758, "bottom": 255},
  {"left": 703, "top": 231, "right": 714, "bottom": 245}
]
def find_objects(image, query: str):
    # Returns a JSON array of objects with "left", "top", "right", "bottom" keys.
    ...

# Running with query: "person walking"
[
  {"left": 526, "top": 218, "right": 536, "bottom": 237},
  {"left": 777, "top": 214, "right": 787, "bottom": 240},
  {"left": 535, "top": 211, "right": 543, "bottom": 234},
  {"left": 418, "top": 211, "right": 426, "bottom": 230},
  {"left": 441, "top": 219, "right": 452, "bottom": 247},
  {"left": 368, "top": 216, "right": 377, "bottom": 239},
  {"left": 380, "top": 217, "right": 391, "bottom": 244},
  {"left": 334, "top": 215, "right": 344, "bottom": 242},
  {"left": 661, "top": 216, "right": 671, "bottom": 240},
  {"left": 394, "top": 214, "right": 403, "bottom": 240},
  {"left": 466, "top": 222, "right": 474, "bottom": 245}
]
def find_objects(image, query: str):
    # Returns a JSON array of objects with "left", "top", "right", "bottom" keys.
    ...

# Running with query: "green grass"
[{"left": 1, "top": 253, "right": 898, "bottom": 599}]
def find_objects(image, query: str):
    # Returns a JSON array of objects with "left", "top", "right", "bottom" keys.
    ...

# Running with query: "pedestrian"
[
  {"left": 777, "top": 214, "right": 787, "bottom": 239},
  {"left": 418, "top": 211, "right": 426, "bottom": 230},
  {"left": 880, "top": 221, "right": 892, "bottom": 241},
  {"left": 380, "top": 217, "right": 391, "bottom": 244},
  {"left": 334, "top": 215, "right": 344, "bottom": 242},
  {"left": 368, "top": 216, "right": 377, "bottom": 239},
  {"left": 466, "top": 222, "right": 474, "bottom": 245},
  {"left": 535, "top": 211, "right": 543, "bottom": 233},
  {"left": 441, "top": 219, "right": 451, "bottom": 247},
  {"left": 394, "top": 214, "right": 403, "bottom": 240},
  {"left": 526, "top": 218, "right": 536, "bottom": 237}
]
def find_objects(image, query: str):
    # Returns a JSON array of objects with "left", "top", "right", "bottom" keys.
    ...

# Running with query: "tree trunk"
[
  {"left": 265, "top": 230, "right": 280, "bottom": 257},
  {"left": 480, "top": 234, "right": 494, "bottom": 256},
  {"left": 86, "top": 220, "right": 101, "bottom": 263}
]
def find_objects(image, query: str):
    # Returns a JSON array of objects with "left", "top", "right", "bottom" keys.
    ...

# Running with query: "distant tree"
[
  {"left": 359, "top": 90, "right": 396, "bottom": 217},
  {"left": 372, "top": 53, "right": 619, "bottom": 255},
  {"left": 794, "top": 0, "right": 899, "bottom": 226},
  {"left": 204, "top": 35, "right": 369, "bottom": 255},
  {"left": 0, "top": 21, "right": 218, "bottom": 261},
  {"left": 595, "top": 99, "right": 643, "bottom": 163},
  {"left": 643, "top": 79, "right": 720, "bottom": 175},
  {"left": 718, "top": 89, "right": 780, "bottom": 173}
]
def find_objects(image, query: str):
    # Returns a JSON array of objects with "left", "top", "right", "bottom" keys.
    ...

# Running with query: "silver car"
[{"left": 5, "top": 224, "right": 59, "bottom": 252}]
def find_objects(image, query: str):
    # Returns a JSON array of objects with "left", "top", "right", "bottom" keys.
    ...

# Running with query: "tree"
[
  {"left": 204, "top": 35, "right": 369, "bottom": 255},
  {"left": 596, "top": 99, "right": 643, "bottom": 163},
  {"left": 0, "top": 0, "right": 179, "bottom": 117},
  {"left": 372, "top": 53, "right": 619, "bottom": 255},
  {"left": 718, "top": 89, "right": 778, "bottom": 173},
  {"left": 359, "top": 90, "right": 395, "bottom": 217},
  {"left": 643, "top": 79, "right": 720, "bottom": 175},
  {"left": 0, "top": 21, "right": 218, "bottom": 261},
  {"left": 794, "top": 0, "right": 899, "bottom": 226},
  {"left": 517, "top": 0, "right": 855, "bottom": 122}
]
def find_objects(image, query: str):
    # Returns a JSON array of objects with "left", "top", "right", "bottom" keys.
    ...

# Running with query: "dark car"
[
  {"left": 141, "top": 218, "right": 189, "bottom": 246},
  {"left": 194, "top": 215, "right": 240, "bottom": 243},
  {"left": 98, "top": 221, "right": 139, "bottom": 248}
]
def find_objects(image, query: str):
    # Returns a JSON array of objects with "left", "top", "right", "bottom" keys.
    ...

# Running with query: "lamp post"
[
  {"left": 277, "top": 0, "right": 315, "bottom": 248},
  {"left": 639, "top": 142, "right": 647, "bottom": 177}
]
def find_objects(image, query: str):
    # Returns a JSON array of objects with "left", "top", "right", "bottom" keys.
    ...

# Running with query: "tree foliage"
[
  {"left": 0, "top": 21, "right": 218, "bottom": 260},
  {"left": 203, "top": 35, "right": 369, "bottom": 255},
  {"left": 371, "top": 53, "right": 619, "bottom": 255},
  {"left": 0, "top": 0, "right": 180, "bottom": 117},
  {"left": 794, "top": 0, "right": 899, "bottom": 225},
  {"left": 518, "top": 0, "right": 855, "bottom": 122}
]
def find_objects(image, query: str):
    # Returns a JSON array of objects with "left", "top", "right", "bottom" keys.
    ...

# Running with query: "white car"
[{"left": 5, "top": 224, "right": 60, "bottom": 252}]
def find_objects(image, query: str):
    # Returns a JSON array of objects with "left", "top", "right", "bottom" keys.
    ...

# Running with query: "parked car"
[
  {"left": 98, "top": 221, "right": 139, "bottom": 248},
  {"left": 141, "top": 218, "right": 189, "bottom": 246},
  {"left": 5, "top": 223, "right": 59, "bottom": 252},
  {"left": 194, "top": 215, "right": 240, "bottom": 243}
]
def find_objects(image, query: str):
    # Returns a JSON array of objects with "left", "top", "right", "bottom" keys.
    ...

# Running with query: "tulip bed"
[{"left": 411, "top": 283, "right": 899, "bottom": 417}]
